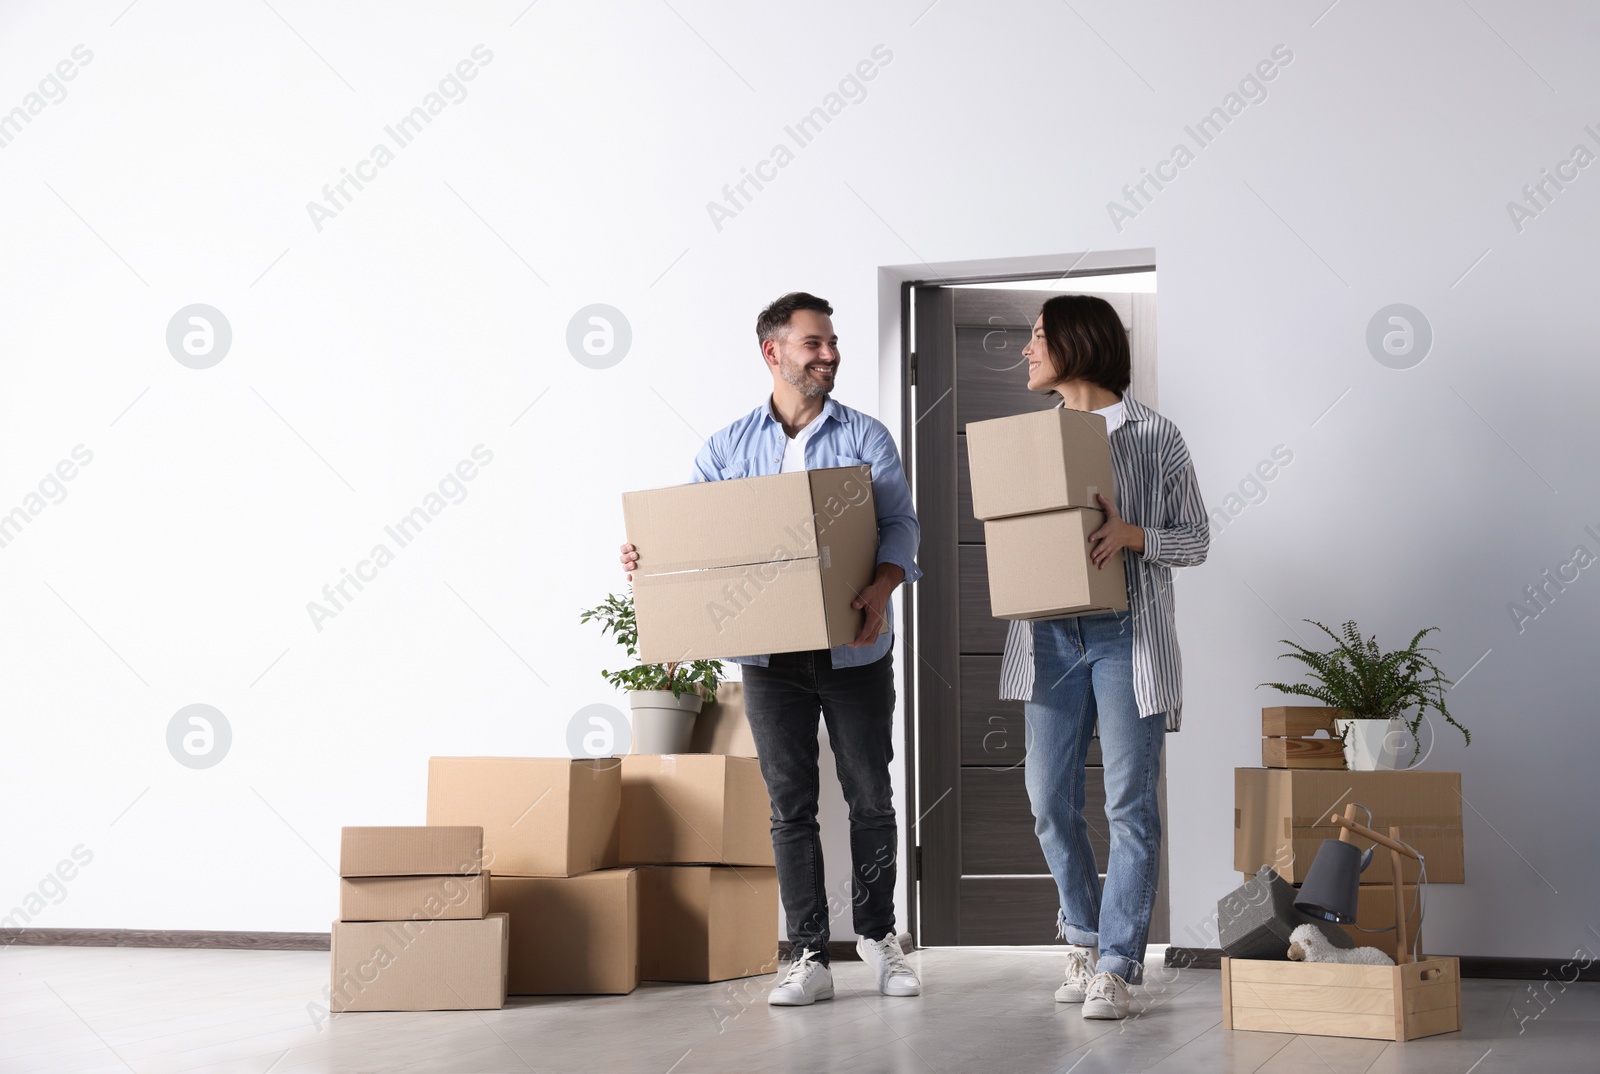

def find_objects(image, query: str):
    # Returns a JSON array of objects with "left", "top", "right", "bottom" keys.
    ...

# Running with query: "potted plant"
[
  {"left": 1260, "top": 620, "right": 1470, "bottom": 770},
  {"left": 580, "top": 592, "right": 723, "bottom": 754}
]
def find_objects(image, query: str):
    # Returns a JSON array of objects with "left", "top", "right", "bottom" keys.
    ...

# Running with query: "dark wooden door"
[{"left": 912, "top": 284, "right": 1167, "bottom": 946}]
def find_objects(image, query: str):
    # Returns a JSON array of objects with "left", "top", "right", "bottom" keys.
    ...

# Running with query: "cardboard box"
[
  {"left": 621, "top": 755, "right": 773, "bottom": 867},
  {"left": 329, "top": 913, "right": 508, "bottom": 1012},
  {"left": 623, "top": 466, "right": 879, "bottom": 664},
  {"left": 639, "top": 866, "right": 780, "bottom": 982},
  {"left": 338, "top": 826, "right": 482, "bottom": 877},
  {"left": 491, "top": 870, "right": 638, "bottom": 995},
  {"left": 983, "top": 509, "right": 1129, "bottom": 619},
  {"left": 427, "top": 758, "right": 619, "bottom": 878},
  {"left": 339, "top": 873, "right": 490, "bottom": 922},
  {"left": 1223, "top": 956, "right": 1461, "bottom": 1041},
  {"left": 1233, "top": 769, "right": 1463, "bottom": 884},
  {"left": 688, "top": 682, "right": 758, "bottom": 757},
  {"left": 965, "top": 407, "right": 1116, "bottom": 520}
]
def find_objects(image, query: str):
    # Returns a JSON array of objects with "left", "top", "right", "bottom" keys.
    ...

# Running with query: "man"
[{"left": 621, "top": 292, "right": 922, "bottom": 1006}]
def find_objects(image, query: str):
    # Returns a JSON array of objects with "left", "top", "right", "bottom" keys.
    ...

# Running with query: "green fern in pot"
[{"left": 1260, "top": 620, "right": 1469, "bottom": 769}]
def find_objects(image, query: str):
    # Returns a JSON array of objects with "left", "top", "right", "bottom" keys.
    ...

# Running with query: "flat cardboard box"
[
  {"left": 329, "top": 913, "right": 508, "bottom": 1012},
  {"left": 983, "top": 509, "right": 1129, "bottom": 619},
  {"left": 965, "top": 408, "right": 1115, "bottom": 520},
  {"left": 1233, "top": 769, "right": 1464, "bottom": 884},
  {"left": 623, "top": 466, "right": 880, "bottom": 664},
  {"left": 688, "top": 682, "right": 758, "bottom": 757},
  {"left": 427, "top": 758, "right": 619, "bottom": 878},
  {"left": 339, "top": 873, "right": 490, "bottom": 922},
  {"left": 339, "top": 826, "right": 482, "bottom": 878},
  {"left": 1223, "top": 956, "right": 1461, "bottom": 1041},
  {"left": 639, "top": 866, "right": 780, "bottom": 982},
  {"left": 491, "top": 870, "right": 638, "bottom": 995},
  {"left": 621, "top": 755, "right": 773, "bottom": 867}
]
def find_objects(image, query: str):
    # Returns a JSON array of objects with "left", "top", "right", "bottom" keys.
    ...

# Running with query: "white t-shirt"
[
  {"left": 780, "top": 417, "right": 822, "bottom": 473},
  {"left": 1093, "top": 399, "right": 1127, "bottom": 436}
]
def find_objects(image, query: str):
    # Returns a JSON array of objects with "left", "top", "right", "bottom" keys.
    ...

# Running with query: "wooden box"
[
  {"left": 1261, "top": 706, "right": 1346, "bottom": 769},
  {"left": 1222, "top": 956, "right": 1461, "bottom": 1041}
]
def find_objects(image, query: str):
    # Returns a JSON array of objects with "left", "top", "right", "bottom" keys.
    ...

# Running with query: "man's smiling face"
[{"left": 772, "top": 309, "right": 839, "bottom": 398}]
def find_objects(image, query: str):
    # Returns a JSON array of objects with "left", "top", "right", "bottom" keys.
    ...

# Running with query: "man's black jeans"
[{"left": 740, "top": 649, "right": 897, "bottom": 966}]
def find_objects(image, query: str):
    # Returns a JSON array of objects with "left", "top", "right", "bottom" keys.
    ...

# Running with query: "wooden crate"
[
  {"left": 1261, "top": 707, "right": 1346, "bottom": 769},
  {"left": 1222, "top": 956, "right": 1461, "bottom": 1041}
]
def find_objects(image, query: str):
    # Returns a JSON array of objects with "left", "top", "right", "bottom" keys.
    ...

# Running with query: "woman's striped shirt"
[{"left": 996, "top": 393, "right": 1209, "bottom": 731}]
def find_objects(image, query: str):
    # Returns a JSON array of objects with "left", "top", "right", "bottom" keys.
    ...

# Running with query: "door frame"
[{"left": 874, "top": 248, "right": 1158, "bottom": 946}]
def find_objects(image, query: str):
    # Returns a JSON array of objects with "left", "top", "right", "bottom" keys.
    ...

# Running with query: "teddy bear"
[{"left": 1286, "top": 923, "right": 1395, "bottom": 966}]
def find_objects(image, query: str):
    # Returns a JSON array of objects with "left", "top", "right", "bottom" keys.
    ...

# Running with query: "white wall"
[{"left": 3, "top": 1, "right": 1596, "bottom": 961}]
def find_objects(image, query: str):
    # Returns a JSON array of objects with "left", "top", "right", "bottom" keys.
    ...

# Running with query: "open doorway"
[{"left": 881, "top": 250, "right": 1163, "bottom": 947}]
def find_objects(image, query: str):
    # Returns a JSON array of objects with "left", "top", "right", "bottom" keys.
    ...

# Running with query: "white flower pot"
[
  {"left": 1336, "top": 717, "right": 1405, "bottom": 771},
  {"left": 627, "top": 690, "right": 704, "bottom": 755}
]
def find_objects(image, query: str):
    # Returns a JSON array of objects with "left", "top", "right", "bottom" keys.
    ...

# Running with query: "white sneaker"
[
  {"left": 1054, "top": 947, "right": 1095, "bottom": 1003},
  {"left": 856, "top": 931, "right": 922, "bottom": 997},
  {"left": 1082, "top": 971, "right": 1131, "bottom": 1020},
  {"left": 768, "top": 950, "right": 834, "bottom": 1006}
]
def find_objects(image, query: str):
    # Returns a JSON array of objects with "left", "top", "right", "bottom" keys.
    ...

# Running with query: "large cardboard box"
[
  {"left": 338, "top": 826, "right": 483, "bottom": 877},
  {"left": 491, "top": 870, "right": 638, "bottom": 995},
  {"left": 965, "top": 408, "right": 1116, "bottom": 519},
  {"left": 1233, "top": 769, "right": 1464, "bottom": 885},
  {"left": 1347, "top": 883, "right": 1423, "bottom": 961},
  {"left": 983, "top": 509, "right": 1128, "bottom": 619},
  {"left": 329, "top": 913, "right": 508, "bottom": 1012},
  {"left": 339, "top": 873, "right": 490, "bottom": 922},
  {"left": 427, "top": 758, "right": 620, "bottom": 877},
  {"left": 639, "top": 866, "right": 780, "bottom": 982},
  {"left": 688, "top": 682, "right": 758, "bottom": 757},
  {"left": 621, "top": 755, "right": 773, "bottom": 867},
  {"left": 623, "top": 466, "right": 879, "bottom": 664}
]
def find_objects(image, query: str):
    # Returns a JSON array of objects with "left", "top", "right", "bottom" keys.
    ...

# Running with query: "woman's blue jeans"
[{"left": 1024, "top": 610, "right": 1165, "bottom": 984}]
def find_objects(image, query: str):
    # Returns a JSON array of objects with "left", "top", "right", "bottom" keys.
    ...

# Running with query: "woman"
[{"left": 999, "top": 294, "right": 1208, "bottom": 1020}]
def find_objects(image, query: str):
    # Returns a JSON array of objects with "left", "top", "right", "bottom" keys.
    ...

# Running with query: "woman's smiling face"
[{"left": 1022, "top": 314, "right": 1056, "bottom": 391}]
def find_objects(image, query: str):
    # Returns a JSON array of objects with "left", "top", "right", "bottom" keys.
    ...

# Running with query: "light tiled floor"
[{"left": 1, "top": 945, "right": 1594, "bottom": 1073}]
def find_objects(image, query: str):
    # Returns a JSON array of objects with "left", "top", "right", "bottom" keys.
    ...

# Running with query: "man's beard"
[{"left": 779, "top": 355, "right": 833, "bottom": 399}]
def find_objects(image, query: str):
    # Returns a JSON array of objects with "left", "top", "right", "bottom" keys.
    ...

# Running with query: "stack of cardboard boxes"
[
  {"left": 621, "top": 753, "right": 778, "bottom": 982},
  {"left": 331, "top": 826, "right": 508, "bottom": 1012},
  {"left": 965, "top": 408, "right": 1128, "bottom": 619},
  {"left": 427, "top": 757, "right": 638, "bottom": 994},
  {"left": 424, "top": 733, "right": 778, "bottom": 993}
]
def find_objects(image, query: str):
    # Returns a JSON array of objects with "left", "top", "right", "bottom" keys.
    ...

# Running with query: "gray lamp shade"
[{"left": 1293, "top": 839, "right": 1368, "bottom": 923}]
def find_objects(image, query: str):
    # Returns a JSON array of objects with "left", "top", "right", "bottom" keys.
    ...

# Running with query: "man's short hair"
[{"left": 756, "top": 292, "right": 833, "bottom": 343}]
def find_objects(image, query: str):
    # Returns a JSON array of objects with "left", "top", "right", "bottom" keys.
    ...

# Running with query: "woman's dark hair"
[
  {"left": 757, "top": 292, "right": 833, "bottom": 343},
  {"left": 1037, "top": 294, "right": 1130, "bottom": 394}
]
